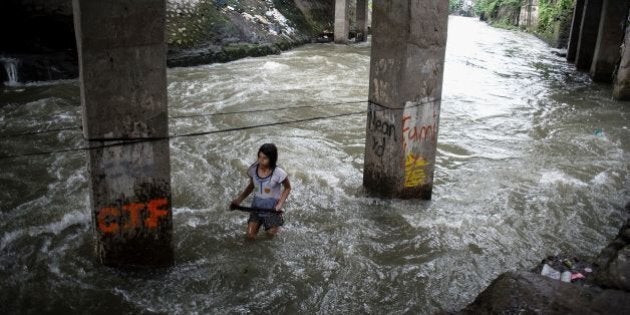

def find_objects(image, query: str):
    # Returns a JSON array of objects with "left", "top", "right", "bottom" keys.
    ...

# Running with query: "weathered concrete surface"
[
  {"left": 495, "top": 4, "right": 521, "bottom": 26},
  {"left": 590, "top": 0, "right": 630, "bottom": 83},
  {"left": 355, "top": 0, "right": 369, "bottom": 42},
  {"left": 575, "top": 0, "right": 603, "bottom": 71},
  {"left": 166, "top": 0, "right": 327, "bottom": 67},
  {"left": 457, "top": 271, "right": 630, "bottom": 314},
  {"left": 519, "top": 0, "right": 539, "bottom": 30},
  {"left": 613, "top": 10, "right": 630, "bottom": 100},
  {"left": 334, "top": 0, "right": 349, "bottom": 44},
  {"left": 73, "top": 0, "right": 174, "bottom": 267},
  {"left": 550, "top": 4, "right": 575, "bottom": 49},
  {"left": 73, "top": 0, "right": 168, "bottom": 140},
  {"left": 86, "top": 141, "right": 174, "bottom": 267},
  {"left": 363, "top": 0, "right": 448, "bottom": 200},
  {"left": 567, "top": 0, "right": 585, "bottom": 62}
]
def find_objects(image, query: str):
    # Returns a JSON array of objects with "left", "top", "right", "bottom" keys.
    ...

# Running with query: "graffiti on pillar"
[
  {"left": 97, "top": 197, "right": 170, "bottom": 234},
  {"left": 401, "top": 99, "right": 438, "bottom": 188},
  {"left": 404, "top": 153, "right": 428, "bottom": 187},
  {"left": 372, "top": 59, "right": 397, "bottom": 105},
  {"left": 367, "top": 103, "right": 396, "bottom": 161}
]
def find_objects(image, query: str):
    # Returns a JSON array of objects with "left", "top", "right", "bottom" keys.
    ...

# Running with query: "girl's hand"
[
  {"left": 274, "top": 204, "right": 282, "bottom": 212},
  {"left": 230, "top": 199, "right": 240, "bottom": 210}
]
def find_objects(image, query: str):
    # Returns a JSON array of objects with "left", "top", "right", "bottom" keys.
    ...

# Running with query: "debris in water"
[
  {"left": 561, "top": 271, "right": 571, "bottom": 282},
  {"left": 536, "top": 256, "right": 594, "bottom": 284},
  {"left": 541, "top": 264, "right": 561, "bottom": 280},
  {"left": 571, "top": 272, "right": 585, "bottom": 281}
]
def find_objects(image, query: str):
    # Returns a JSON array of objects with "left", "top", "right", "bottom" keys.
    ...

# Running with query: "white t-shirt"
[{"left": 247, "top": 163, "right": 288, "bottom": 209}]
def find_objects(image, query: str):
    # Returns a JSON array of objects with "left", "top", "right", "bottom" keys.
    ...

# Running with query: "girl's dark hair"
[{"left": 258, "top": 143, "right": 278, "bottom": 169}]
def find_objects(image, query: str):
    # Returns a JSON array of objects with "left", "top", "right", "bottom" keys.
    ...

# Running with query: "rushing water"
[
  {"left": 1, "top": 16, "right": 629, "bottom": 314},
  {"left": 1, "top": 57, "right": 19, "bottom": 86}
]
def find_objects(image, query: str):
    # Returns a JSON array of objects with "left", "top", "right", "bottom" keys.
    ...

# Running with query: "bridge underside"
[{"left": 567, "top": 0, "right": 630, "bottom": 100}]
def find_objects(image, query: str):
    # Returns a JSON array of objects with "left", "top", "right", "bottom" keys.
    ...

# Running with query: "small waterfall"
[{"left": 1, "top": 57, "right": 19, "bottom": 86}]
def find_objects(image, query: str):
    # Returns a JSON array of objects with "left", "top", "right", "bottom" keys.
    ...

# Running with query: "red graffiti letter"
[
  {"left": 402, "top": 115, "right": 411, "bottom": 133},
  {"left": 98, "top": 207, "right": 120, "bottom": 234},
  {"left": 123, "top": 202, "right": 144, "bottom": 230},
  {"left": 145, "top": 198, "right": 169, "bottom": 229}
]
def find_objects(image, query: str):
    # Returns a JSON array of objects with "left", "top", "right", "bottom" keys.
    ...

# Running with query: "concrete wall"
[
  {"left": 575, "top": 0, "right": 603, "bottom": 71},
  {"left": 496, "top": 5, "right": 521, "bottom": 26},
  {"left": 519, "top": 0, "right": 538, "bottom": 29},
  {"left": 567, "top": 0, "right": 585, "bottom": 61},
  {"left": 590, "top": 0, "right": 630, "bottom": 82},
  {"left": 613, "top": 9, "right": 630, "bottom": 100}
]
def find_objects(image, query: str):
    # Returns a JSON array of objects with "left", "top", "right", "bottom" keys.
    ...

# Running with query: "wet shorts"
[{"left": 248, "top": 211, "right": 284, "bottom": 231}]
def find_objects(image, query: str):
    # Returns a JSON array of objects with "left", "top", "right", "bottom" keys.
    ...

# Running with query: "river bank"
[
  {"left": 456, "top": 204, "right": 630, "bottom": 313},
  {"left": 165, "top": 0, "right": 338, "bottom": 68},
  {"left": 472, "top": 0, "right": 574, "bottom": 49},
  {"left": 1, "top": 0, "right": 339, "bottom": 84}
]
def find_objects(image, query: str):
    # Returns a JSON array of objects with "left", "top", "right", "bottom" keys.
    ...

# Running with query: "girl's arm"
[
  {"left": 274, "top": 177, "right": 292, "bottom": 211},
  {"left": 231, "top": 178, "right": 254, "bottom": 208}
]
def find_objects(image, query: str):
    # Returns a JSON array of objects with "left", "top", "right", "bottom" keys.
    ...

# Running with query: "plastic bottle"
[{"left": 561, "top": 271, "right": 571, "bottom": 283}]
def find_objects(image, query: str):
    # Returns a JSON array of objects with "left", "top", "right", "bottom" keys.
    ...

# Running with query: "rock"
[
  {"left": 595, "top": 244, "right": 630, "bottom": 291},
  {"left": 457, "top": 271, "right": 630, "bottom": 314},
  {"left": 551, "top": 50, "right": 568, "bottom": 57},
  {"left": 593, "top": 220, "right": 630, "bottom": 267},
  {"left": 164, "top": 0, "right": 332, "bottom": 68}
]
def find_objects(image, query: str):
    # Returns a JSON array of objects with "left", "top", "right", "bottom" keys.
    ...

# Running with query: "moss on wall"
[
  {"left": 474, "top": 0, "right": 522, "bottom": 24},
  {"left": 535, "top": 0, "right": 574, "bottom": 47}
]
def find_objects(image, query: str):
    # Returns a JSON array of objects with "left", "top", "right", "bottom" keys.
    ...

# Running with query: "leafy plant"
[
  {"left": 536, "top": 0, "right": 574, "bottom": 37},
  {"left": 449, "top": 0, "right": 464, "bottom": 13},
  {"left": 474, "top": 0, "right": 521, "bottom": 20}
]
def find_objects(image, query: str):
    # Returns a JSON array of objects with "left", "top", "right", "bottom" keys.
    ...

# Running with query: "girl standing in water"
[{"left": 230, "top": 143, "right": 291, "bottom": 240}]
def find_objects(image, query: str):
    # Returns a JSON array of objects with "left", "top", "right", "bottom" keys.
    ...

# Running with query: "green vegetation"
[
  {"left": 536, "top": 0, "right": 574, "bottom": 40},
  {"left": 472, "top": 0, "right": 576, "bottom": 48},
  {"left": 166, "top": 0, "right": 228, "bottom": 48},
  {"left": 473, "top": 0, "right": 521, "bottom": 20},
  {"left": 490, "top": 19, "right": 520, "bottom": 30},
  {"left": 449, "top": 0, "right": 464, "bottom": 14}
]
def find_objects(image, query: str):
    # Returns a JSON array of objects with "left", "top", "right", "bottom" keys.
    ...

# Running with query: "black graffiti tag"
[{"left": 368, "top": 107, "right": 396, "bottom": 160}]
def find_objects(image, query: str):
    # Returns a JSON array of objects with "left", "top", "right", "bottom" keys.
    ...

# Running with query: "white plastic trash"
[
  {"left": 541, "top": 264, "right": 561, "bottom": 280},
  {"left": 561, "top": 271, "right": 571, "bottom": 283}
]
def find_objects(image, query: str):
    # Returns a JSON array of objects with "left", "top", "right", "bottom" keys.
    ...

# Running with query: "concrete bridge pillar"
[
  {"left": 613, "top": 9, "right": 630, "bottom": 100},
  {"left": 72, "top": 0, "right": 174, "bottom": 267},
  {"left": 356, "top": 0, "right": 369, "bottom": 42},
  {"left": 575, "top": 0, "right": 603, "bottom": 71},
  {"left": 363, "top": 0, "right": 448, "bottom": 200},
  {"left": 590, "top": 0, "right": 630, "bottom": 82},
  {"left": 334, "top": 0, "right": 349, "bottom": 44},
  {"left": 566, "top": 0, "right": 585, "bottom": 62}
]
